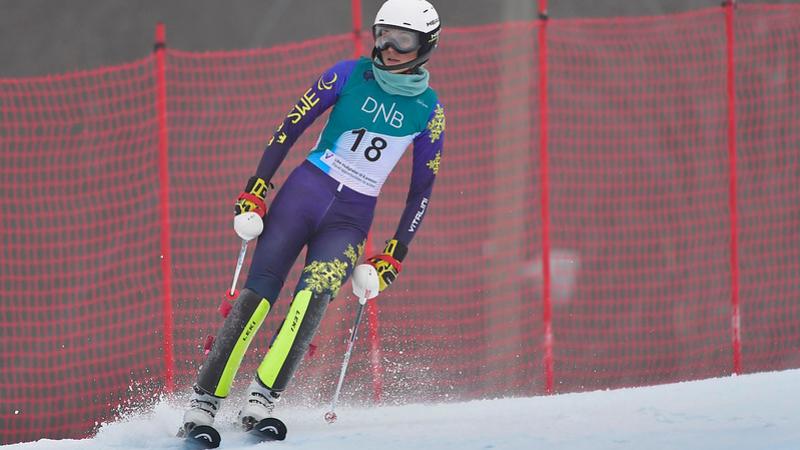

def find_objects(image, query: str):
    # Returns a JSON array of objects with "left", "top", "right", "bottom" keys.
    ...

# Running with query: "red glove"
[{"left": 367, "top": 239, "right": 408, "bottom": 292}]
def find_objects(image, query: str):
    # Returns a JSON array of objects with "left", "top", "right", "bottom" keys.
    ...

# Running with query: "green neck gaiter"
[{"left": 372, "top": 59, "right": 430, "bottom": 97}]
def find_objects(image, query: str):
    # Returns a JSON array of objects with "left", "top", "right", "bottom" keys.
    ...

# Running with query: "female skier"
[{"left": 180, "top": 0, "right": 445, "bottom": 435}]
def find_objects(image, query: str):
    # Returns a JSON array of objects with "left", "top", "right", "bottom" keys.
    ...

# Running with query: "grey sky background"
[{"left": 1, "top": 0, "right": 798, "bottom": 77}]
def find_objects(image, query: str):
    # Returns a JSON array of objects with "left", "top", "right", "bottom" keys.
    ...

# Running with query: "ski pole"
[
  {"left": 324, "top": 264, "right": 380, "bottom": 424},
  {"left": 228, "top": 210, "right": 263, "bottom": 299},
  {"left": 325, "top": 298, "right": 367, "bottom": 424},
  {"left": 212, "top": 214, "right": 262, "bottom": 345},
  {"left": 229, "top": 238, "right": 249, "bottom": 297},
  {"left": 218, "top": 239, "right": 249, "bottom": 320}
]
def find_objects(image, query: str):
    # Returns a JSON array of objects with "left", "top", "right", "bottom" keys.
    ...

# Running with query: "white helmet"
[{"left": 372, "top": 0, "right": 441, "bottom": 71}]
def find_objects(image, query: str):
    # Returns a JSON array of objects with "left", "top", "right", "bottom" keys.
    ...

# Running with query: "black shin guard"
[
  {"left": 197, "top": 288, "right": 271, "bottom": 397},
  {"left": 255, "top": 289, "right": 331, "bottom": 392}
]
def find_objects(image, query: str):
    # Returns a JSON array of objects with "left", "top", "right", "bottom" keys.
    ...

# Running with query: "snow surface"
[{"left": 4, "top": 369, "right": 799, "bottom": 450}]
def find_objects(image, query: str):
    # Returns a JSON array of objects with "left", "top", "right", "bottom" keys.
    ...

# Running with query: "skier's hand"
[
  {"left": 233, "top": 176, "right": 273, "bottom": 241},
  {"left": 367, "top": 239, "right": 408, "bottom": 292},
  {"left": 234, "top": 176, "right": 272, "bottom": 217}
]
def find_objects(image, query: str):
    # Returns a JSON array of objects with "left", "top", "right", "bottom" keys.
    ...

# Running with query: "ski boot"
[
  {"left": 238, "top": 377, "right": 281, "bottom": 430},
  {"left": 237, "top": 377, "right": 287, "bottom": 441},
  {"left": 178, "top": 385, "right": 222, "bottom": 437}
]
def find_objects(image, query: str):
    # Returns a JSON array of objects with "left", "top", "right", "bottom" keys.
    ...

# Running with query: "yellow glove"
[
  {"left": 366, "top": 239, "right": 408, "bottom": 292},
  {"left": 234, "top": 176, "right": 273, "bottom": 217}
]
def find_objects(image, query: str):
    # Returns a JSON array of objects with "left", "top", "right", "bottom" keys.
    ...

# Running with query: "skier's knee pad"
[
  {"left": 255, "top": 289, "right": 330, "bottom": 392},
  {"left": 197, "top": 288, "right": 271, "bottom": 397}
]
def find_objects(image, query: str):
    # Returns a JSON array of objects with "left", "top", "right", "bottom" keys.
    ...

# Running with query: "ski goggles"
[{"left": 373, "top": 25, "right": 421, "bottom": 54}]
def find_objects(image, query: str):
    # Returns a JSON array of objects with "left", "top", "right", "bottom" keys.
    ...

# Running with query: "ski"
[
  {"left": 180, "top": 425, "right": 222, "bottom": 449},
  {"left": 177, "top": 417, "right": 285, "bottom": 447},
  {"left": 247, "top": 417, "right": 288, "bottom": 442}
]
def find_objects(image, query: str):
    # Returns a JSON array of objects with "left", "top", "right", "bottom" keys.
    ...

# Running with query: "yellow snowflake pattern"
[
  {"left": 303, "top": 259, "right": 349, "bottom": 297},
  {"left": 426, "top": 151, "right": 441, "bottom": 175},
  {"left": 344, "top": 241, "right": 365, "bottom": 267},
  {"left": 427, "top": 104, "right": 445, "bottom": 143}
]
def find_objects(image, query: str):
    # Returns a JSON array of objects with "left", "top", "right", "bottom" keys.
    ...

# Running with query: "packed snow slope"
[{"left": 5, "top": 369, "right": 798, "bottom": 450}]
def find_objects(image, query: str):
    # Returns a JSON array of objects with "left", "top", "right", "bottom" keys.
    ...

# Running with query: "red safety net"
[
  {"left": 0, "top": 60, "right": 166, "bottom": 442},
  {"left": 1, "top": 4, "right": 799, "bottom": 444}
]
